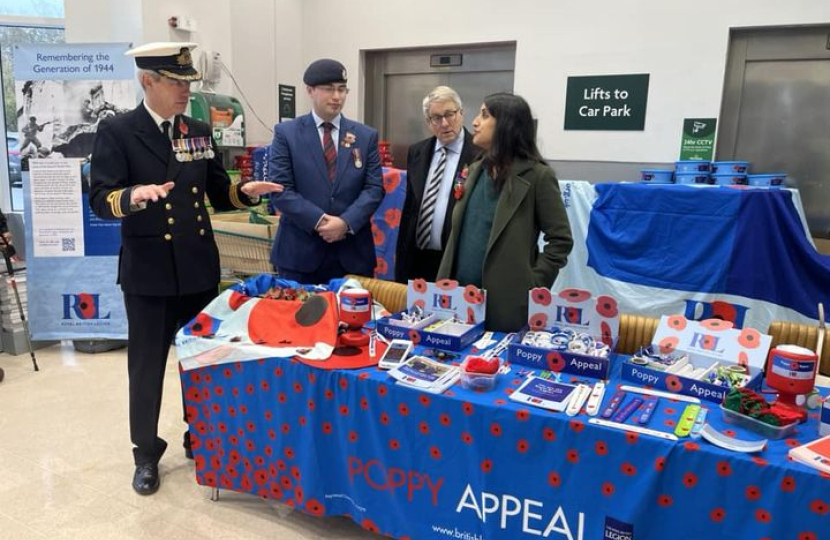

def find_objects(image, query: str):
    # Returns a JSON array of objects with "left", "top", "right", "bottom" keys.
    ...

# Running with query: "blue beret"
[{"left": 303, "top": 59, "right": 347, "bottom": 86}]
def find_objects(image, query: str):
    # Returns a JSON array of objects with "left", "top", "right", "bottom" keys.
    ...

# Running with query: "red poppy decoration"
[
  {"left": 595, "top": 295, "right": 618, "bottom": 318},
  {"left": 467, "top": 307, "right": 476, "bottom": 324},
  {"left": 435, "top": 278, "right": 459, "bottom": 290},
  {"left": 667, "top": 315, "right": 687, "bottom": 331},
  {"left": 374, "top": 257, "right": 389, "bottom": 276},
  {"left": 529, "top": 312, "right": 549, "bottom": 330},
  {"left": 412, "top": 279, "right": 428, "bottom": 293},
  {"left": 228, "top": 291, "right": 251, "bottom": 310},
  {"left": 179, "top": 118, "right": 188, "bottom": 136},
  {"left": 384, "top": 208, "right": 402, "bottom": 228},
  {"left": 371, "top": 224, "right": 385, "bottom": 246},
  {"left": 710, "top": 508, "right": 726, "bottom": 523},
  {"left": 738, "top": 327, "right": 762, "bottom": 349},
  {"left": 185, "top": 312, "right": 221, "bottom": 337},
  {"left": 665, "top": 375, "right": 683, "bottom": 393},
  {"left": 659, "top": 336, "right": 679, "bottom": 355},
  {"left": 558, "top": 288, "right": 591, "bottom": 303},
  {"left": 439, "top": 295, "right": 451, "bottom": 309},
  {"left": 701, "top": 318, "right": 733, "bottom": 331},
  {"left": 463, "top": 285, "right": 484, "bottom": 305},
  {"left": 382, "top": 171, "right": 401, "bottom": 194},
  {"left": 408, "top": 329, "right": 421, "bottom": 345},
  {"left": 600, "top": 321, "right": 613, "bottom": 347},
  {"left": 74, "top": 293, "right": 98, "bottom": 319},
  {"left": 531, "top": 287, "right": 553, "bottom": 306},
  {"left": 548, "top": 472, "right": 561, "bottom": 487},
  {"left": 305, "top": 498, "right": 326, "bottom": 517},
  {"left": 453, "top": 182, "right": 465, "bottom": 201},
  {"left": 546, "top": 351, "right": 566, "bottom": 372}
]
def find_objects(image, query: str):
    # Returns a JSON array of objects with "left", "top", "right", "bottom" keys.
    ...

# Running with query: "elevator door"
[
  {"left": 718, "top": 26, "right": 830, "bottom": 238},
  {"left": 365, "top": 43, "right": 515, "bottom": 169}
]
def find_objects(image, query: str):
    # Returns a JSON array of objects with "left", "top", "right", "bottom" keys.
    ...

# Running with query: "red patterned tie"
[{"left": 322, "top": 122, "right": 337, "bottom": 181}]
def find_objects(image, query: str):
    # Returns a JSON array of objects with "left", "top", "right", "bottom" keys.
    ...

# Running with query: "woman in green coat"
[{"left": 437, "top": 93, "right": 573, "bottom": 332}]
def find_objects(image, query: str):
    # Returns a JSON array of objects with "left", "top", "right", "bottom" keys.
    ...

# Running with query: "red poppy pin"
[
  {"left": 179, "top": 118, "right": 188, "bottom": 136},
  {"left": 453, "top": 164, "right": 469, "bottom": 200}
]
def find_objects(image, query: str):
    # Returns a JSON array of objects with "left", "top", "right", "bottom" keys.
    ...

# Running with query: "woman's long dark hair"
[{"left": 481, "top": 93, "right": 545, "bottom": 192}]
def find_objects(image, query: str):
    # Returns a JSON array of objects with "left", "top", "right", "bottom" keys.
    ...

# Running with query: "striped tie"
[
  {"left": 322, "top": 122, "right": 337, "bottom": 181},
  {"left": 415, "top": 146, "right": 447, "bottom": 250}
]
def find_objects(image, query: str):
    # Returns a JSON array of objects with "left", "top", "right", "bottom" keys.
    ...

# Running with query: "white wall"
[
  {"left": 299, "top": 0, "right": 830, "bottom": 162},
  {"left": 65, "top": 0, "right": 830, "bottom": 160}
]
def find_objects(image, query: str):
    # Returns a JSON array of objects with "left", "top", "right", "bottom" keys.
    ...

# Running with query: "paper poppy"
[
  {"left": 738, "top": 327, "right": 762, "bottom": 349},
  {"left": 435, "top": 278, "right": 458, "bottom": 290},
  {"left": 412, "top": 279, "right": 428, "bottom": 293},
  {"left": 667, "top": 315, "right": 687, "bottom": 331},
  {"left": 439, "top": 295, "right": 451, "bottom": 309},
  {"left": 595, "top": 295, "right": 618, "bottom": 318},
  {"left": 464, "top": 285, "right": 484, "bottom": 304},
  {"left": 601, "top": 321, "right": 613, "bottom": 346},
  {"left": 659, "top": 336, "right": 679, "bottom": 355},
  {"left": 701, "top": 318, "right": 732, "bottom": 331},
  {"left": 529, "top": 312, "right": 549, "bottom": 330},
  {"left": 558, "top": 288, "right": 591, "bottom": 303},
  {"left": 531, "top": 287, "right": 552, "bottom": 306},
  {"left": 408, "top": 329, "right": 421, "bottom": 344}
]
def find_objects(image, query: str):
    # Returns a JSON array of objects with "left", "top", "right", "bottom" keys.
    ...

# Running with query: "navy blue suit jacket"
[{"left": 268, "top": 113, "right": 383, "bottom": 275}]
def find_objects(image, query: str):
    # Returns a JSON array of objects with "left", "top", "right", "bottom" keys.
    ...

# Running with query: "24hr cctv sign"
[{"left": 564, "top": 74, "right": 650, "bottom": 130}]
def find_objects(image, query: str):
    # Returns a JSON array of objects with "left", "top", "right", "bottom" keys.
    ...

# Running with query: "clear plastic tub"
[
  {"left": 460, "top": 357, "right": 499, "bottom": 391},
  {"left": 719, "top": 404, "right": 797, "bottom": 440}
]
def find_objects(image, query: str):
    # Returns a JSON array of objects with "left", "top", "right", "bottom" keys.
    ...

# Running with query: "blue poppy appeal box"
[
  {"left": 620, "top": 315, "right": 771, "bottom": 403},
  {"left": 507, "top": 288, "right": 620, "bottom": 379},
  {"left": 376, "top": 279, "right": 486, "bottom": 351}
]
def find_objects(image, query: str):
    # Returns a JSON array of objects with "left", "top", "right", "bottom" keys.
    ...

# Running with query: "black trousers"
[
  {"left": 277, "top": 248, "right": 351, "bottom": 285},
  {"left": 124, "top": 288, "right": 215, "bottom": 466}
]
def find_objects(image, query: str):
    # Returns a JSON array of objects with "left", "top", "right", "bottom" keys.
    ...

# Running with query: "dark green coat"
[{"left": 437, "top": 159, "right": 573, "bottom": 332}]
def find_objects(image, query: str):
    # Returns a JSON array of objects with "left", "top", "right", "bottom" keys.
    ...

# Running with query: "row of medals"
[{"left": 173, "top": 136, "right": 215, "bottom": 162}]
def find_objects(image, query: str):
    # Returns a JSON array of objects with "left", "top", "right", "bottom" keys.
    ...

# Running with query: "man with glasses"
[
  {"left": 395, "top": 86, "right": 480, "bottom": 283},
  {"left": 89, "top": 42, "right": 281, "bottom": 496},
  {"left": 268, "top": 58, "right": 383, "bottom": 284}
]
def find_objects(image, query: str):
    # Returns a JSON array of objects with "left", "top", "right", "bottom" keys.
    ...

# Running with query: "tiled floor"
[{"left": 0, "top": 342, "right": 380, "bottom": 540}]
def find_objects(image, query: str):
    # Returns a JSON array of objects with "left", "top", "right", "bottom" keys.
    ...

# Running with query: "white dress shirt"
[{"left": 424, "top": 133, "right": 464, "bottom": 251}]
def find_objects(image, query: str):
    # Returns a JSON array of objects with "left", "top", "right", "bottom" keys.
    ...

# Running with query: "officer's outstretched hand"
[
  {"left": 132, "top": 182, "right": 175, "bottom": 204},
  {"left": 240, "top": 181, "right": 284, "bottom": 197}
]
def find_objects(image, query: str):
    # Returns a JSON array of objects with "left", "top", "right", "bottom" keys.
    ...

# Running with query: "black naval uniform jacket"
[{"left": 89, "top": 104, "right": 257, "bottom": 296}]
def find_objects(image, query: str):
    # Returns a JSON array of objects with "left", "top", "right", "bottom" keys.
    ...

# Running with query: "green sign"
[
  {"left": 679, "top": 118, "right": 717, "bottom": 160},
  {"left": 564, "top": 74, "right": 650, "bottom": 130}
]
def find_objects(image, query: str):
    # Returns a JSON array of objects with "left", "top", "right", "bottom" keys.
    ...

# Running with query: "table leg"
[{"left": 210, "top": 487, "right": 220, "bottom": 502}]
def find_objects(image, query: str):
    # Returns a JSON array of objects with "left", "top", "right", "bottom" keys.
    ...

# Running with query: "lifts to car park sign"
[{"left": 564, "top": 74, "right": 650, "bottom": 130}]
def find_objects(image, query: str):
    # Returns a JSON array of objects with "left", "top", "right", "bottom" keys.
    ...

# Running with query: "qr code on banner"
[{"left": 61, "top": 237, "right": 76, "bottom": 252}]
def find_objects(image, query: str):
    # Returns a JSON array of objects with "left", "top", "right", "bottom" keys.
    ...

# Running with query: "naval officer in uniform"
[{"left": 89, "top": 42, "right": 282, "bottom": 495}]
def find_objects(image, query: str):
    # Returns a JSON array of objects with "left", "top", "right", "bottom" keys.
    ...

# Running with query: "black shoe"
[
  {"left": 132, "top": 463, "right": 160, "bottom": 495},
  {"left": 183, "top": 431, "right": 194, "bottom": 460}
]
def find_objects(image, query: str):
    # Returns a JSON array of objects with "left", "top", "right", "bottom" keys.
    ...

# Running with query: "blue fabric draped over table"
[
  {"left": 587, "top": 184, "right": 830, "bottom": 320},
  {"left": 553, "top": 182, "right": 827, "bottom": 331},
  {"left": 182, "top": 348, "right": 829, "bottom": 540}
]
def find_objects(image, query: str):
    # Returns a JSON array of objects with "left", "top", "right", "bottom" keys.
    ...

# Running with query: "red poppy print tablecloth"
[{"left": 182, "top": 347, "right": 829, "bottom": 540}]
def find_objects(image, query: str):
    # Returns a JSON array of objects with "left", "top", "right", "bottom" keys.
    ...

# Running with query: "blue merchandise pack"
[
  {"left": 620, "top": 315, "right": 771, "bottom": 403},
  {"left": 507, "top": 288, "right": 620, "bottom": 379},
  {"left": 376, "top": 279, "right": 486, "bottom": 351}
]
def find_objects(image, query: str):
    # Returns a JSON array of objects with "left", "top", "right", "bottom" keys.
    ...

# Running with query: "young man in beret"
[
  {"left": 89, "top": 42, "right": 281, "bottom": 495},
  {"left": 268, "top": 58, "right": 384, "bottom": 284}
]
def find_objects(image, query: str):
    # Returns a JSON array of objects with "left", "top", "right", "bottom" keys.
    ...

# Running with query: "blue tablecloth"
[{"left": 182, "top": 350, "right": 829, "bottom": 540}]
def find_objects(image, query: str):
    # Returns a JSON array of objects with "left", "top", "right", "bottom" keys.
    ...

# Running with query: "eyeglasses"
[
  {"left": 427, "top": 109, "right": 460, "bottom": 125},
  {"left": 316, "top": 85, "right": 350, "bottom": 95}
]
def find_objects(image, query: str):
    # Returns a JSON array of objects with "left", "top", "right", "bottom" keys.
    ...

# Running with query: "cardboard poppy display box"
[
  {"left": 507, "top": 288, "right": 620, "bottom": 380},
  {"left": 619, "top": 315, "right": 771, "bottom": 404},
  {"left": 376, "top": 279, "right": 486, "bottom": 351}
]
